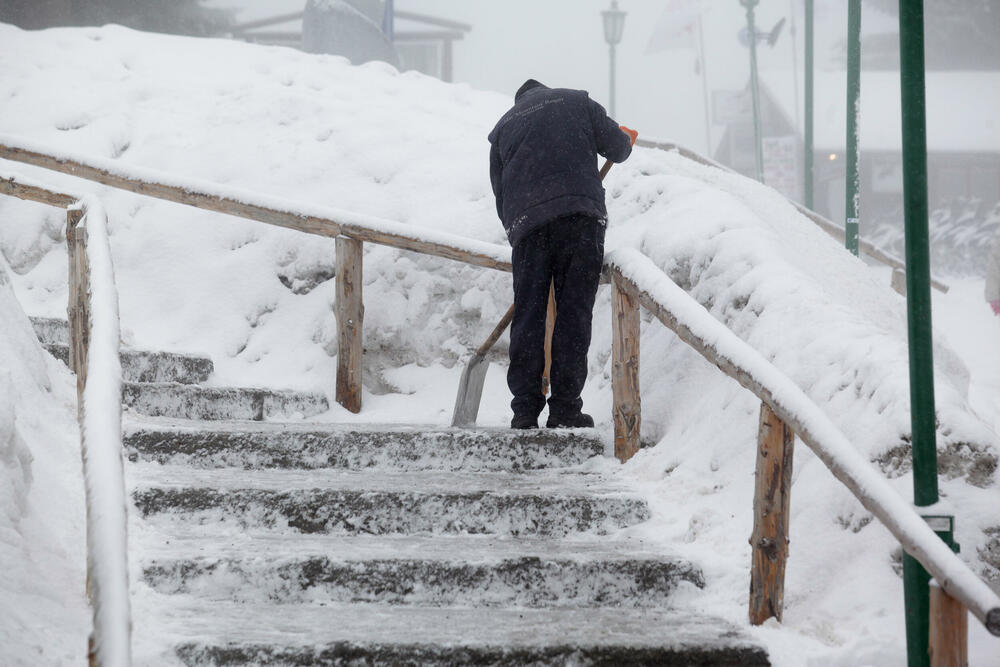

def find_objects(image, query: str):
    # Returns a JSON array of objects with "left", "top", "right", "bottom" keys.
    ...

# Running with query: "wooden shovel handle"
[
  {"left": 599, "top": 158, "right": 614, "bottom": 180},
  {"left": 476, "top": 303, "right": 515, "bottom": 356}
]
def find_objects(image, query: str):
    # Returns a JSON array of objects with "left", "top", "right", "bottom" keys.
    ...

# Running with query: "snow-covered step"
[
  {"left": 138, "top": 534, "right": 703, "bottom": 608},
  {"left": 44, "top": 344, "right": 214, "bottom": 385},
  {"left": 123, "top": 416, "right": 604, "bottom": 471},
  {"left": 29, "top": 316, "right": 72, "bottom": 346},
  {"left": 31, "top": 316, "right": 214, "bottom": 384},
  {"left": 129, "top": 467, "right": 650, "bottom": 537},
  {"left": 122, "top": 382, "right": 328, "bottom": 421},
  {"left": 132, "top": 599, "right": 769, "bottom": 666}
]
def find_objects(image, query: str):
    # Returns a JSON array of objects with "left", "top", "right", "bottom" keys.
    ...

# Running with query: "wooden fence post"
[
  {"left": 750, "top": 401, "right": 795, "bottom": 624},
  {"left": 612, "top": 276, "right": 640, "bottom": 462},
  {"left": 335, "top": 236, "right": 364, "bottom": 413},
  {"left": 929, "top": 581, "right": 968, "bottom": 667},
  {"left": 66, "top": 208, "right": 90, "bottom": 403}
]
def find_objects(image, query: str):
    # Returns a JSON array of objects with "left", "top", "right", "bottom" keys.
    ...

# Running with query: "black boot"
[
  {"left": 511, "top": 414, "right": 539, "bottom": 429},
  {"left": 545, "top": 412, "right": 594, "bottom": 429}
]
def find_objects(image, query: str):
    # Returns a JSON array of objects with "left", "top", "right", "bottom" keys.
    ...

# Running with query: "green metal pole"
[
  {"left": 845, "top": 0, "right": 861, "bottom": 256},
  {"left": 898, "top": 2, "right": 947, "bottom": 665},
  {"left": 804, "top": 0, "right": 814, "bottom": 208},
  {"left": 742, "top": 0, "right": 765, "bottom": 183}
]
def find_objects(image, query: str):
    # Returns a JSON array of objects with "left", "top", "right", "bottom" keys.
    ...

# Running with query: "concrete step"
[
  {"left": 44, "top": 344, "right": 214, "bottom": 385},
  {"left": 133, "top": 599, "right": 769, "bottom": 666},
  {"left": 123, "top": 417, "right": 604, "bottom": 471},
  {"left": 29, "top": 316, "right": 71, "bottom": 346},
  {"left": 137, "top": 534, "right": 703, "bottom": 608},
  {"left": 32, "top": 317, "right": 213, "bottom": 384},
  {"left": 122, "top": 383, "right": 328, "bottom": 421},
  {"left": 128, "top": 466, "right": 650, "bottom": 537}
]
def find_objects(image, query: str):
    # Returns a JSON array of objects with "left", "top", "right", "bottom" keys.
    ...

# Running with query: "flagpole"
[
  {"left": 697, "top": 10, "right": 713, "bottom": 155},
  {"left": 789, "top": 0, "right": 801, "bottom": 134}
]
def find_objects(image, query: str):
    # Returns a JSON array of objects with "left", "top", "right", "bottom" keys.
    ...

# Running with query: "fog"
[
  {"left": 206, "top": 0, "right": 897, "bottom": 155},
  {"left": 4, "top": 0, "right": 996, "bottom": 266}
]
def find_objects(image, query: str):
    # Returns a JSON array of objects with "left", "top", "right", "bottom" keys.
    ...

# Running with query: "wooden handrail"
[
  {"left": 635, "top": 138, "right": 950, "bottom": 294},
  {"left": 0, "top": 137, "right": 513, "bottom": 274},
  {"left": 0, "top": 172, "right": 79, "bottom": 208},
  {"left": 605, "top": 247, "right": 999, "bottom": 637},
  {"left": 69, "top": 198, "right": 132, "bottom": 666}
]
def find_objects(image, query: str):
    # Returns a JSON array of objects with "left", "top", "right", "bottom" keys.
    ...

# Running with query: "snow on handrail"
[
  {"left": 634, "top": 137, "right": 950, "bottom": 294},
  {"left": 0, "top": 135, "right": 513, "bottom": 274},
  {"left": 605, "top": 246, "right": 999, "bottom": 636},
  {"left": 70, "top": 197, "right": 132, "bottom": 665}
]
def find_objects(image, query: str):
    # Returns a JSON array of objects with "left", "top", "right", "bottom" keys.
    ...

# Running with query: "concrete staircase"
[{"left": 34, "top": 318, "right": 770, "bottom": 666}]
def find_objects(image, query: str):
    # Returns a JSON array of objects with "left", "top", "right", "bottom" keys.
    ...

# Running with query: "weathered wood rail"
[
  {"left": 2, "top": 175, "right": 131, "bottom": 666},
  {"left": 2, "top": 138, "right": 997, "bottom": 651}
]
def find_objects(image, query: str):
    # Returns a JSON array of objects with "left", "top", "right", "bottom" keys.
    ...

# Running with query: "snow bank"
[{"left": 0, "top": 248, "right": 87, "bottom": 662}]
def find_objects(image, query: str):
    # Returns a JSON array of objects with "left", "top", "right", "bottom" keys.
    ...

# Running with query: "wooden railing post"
[
  {"left": 929, "top": 581, "right": 968, "bottom": 667},
  {"left": 612, "top": 276, "right": 640, "bottom": 462},
  {"left": 750, "top": 401, "right": 795, "bottom": 624},
  {"left": 335, "top": 236, "right": 363, "bottom": 413},
  {"left": 66, "top": 208, "right": 90, "bottom": 401}
]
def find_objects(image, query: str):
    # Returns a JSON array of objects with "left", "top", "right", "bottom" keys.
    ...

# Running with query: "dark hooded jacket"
[{"left": 488, "top": 80, "right": 632, "bottom": 247}]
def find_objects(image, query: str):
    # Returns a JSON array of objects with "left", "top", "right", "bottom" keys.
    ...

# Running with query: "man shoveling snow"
[{"left": 488, "top": 79, "right": 637, "bottom": 429}]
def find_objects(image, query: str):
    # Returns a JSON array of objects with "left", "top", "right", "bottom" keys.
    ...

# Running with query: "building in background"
[
  {"left": 0, "top": 0, "right": 231, "bottom": 35},
  {"left": 229, "top": 0, "right": 470, "bottom": 82},
  {"left": 714, "top": 72, "right": 1000, "bottom": 225}
]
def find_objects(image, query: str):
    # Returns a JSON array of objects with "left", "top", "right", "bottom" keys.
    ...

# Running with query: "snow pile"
[
  {"left": 1, "top": 23, "right": 998, "bottom": 663},
  {"left": 0, "top": 258, "right": 87, "bottom": 664},
  {"left": 0, "top": 23, "right": 514, "bottom": 399}
]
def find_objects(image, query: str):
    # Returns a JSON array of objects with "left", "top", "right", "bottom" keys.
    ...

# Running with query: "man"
[{"left": 488, "top": 79, "right": 637, "bottom": 429}]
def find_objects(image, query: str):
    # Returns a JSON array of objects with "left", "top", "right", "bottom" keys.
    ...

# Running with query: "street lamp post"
[
  {"left": 740, "top": 0, "right": 765, "bottom": 183},
  {"left": 602, "top": 0, "right": 626, "bottom": 117}
]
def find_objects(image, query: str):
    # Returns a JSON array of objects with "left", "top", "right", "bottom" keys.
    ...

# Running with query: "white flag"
[{"left": 645, "top": 0, "right": 700, "bottom": 54}]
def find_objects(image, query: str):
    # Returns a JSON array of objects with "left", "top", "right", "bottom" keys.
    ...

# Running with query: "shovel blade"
[{"left": 451, "top": 353, "right": 490, "bottom": 427}]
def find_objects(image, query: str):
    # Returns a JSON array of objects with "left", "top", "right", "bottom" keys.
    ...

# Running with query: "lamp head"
[{"left": 602, "top": 1, "right": 626, "bottom": 46}]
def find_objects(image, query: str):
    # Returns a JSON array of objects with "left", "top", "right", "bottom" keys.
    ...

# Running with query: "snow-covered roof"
[{"left": 766, "top": 71, "right": 1000, "bottom": 153}]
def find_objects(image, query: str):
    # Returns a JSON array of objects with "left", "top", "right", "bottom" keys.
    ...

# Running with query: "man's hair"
[{"left": 515, "top": 79, "right": 547, "bottom": 101}]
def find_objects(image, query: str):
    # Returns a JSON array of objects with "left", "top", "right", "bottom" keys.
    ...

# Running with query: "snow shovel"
[
  {"left": 451, "top": 156, "right": 619, "bottom": 427},
  {"left": 451, "top": 302, "right": 515, "bottom": 427}
]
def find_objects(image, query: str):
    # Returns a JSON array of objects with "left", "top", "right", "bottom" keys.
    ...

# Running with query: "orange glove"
[{"left": 620, "top": 125, "right": 638, "bottom": 146}]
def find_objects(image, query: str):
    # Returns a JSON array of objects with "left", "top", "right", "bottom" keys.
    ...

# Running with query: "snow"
[
  {"left": 0, "top": 229, "right": 88, "bottom": 662},
  {"left": 75, "top": 198, "right": 132, "bottom": 665},
  {"left": 1, "top": 22, "right": 999, "bottom": 665}
]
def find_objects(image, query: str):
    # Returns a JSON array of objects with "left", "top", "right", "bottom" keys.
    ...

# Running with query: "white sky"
[{"left": 210, "top": 1, "right": 897, "bottom": 154}]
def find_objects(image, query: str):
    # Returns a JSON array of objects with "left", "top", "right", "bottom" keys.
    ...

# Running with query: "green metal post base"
[
  {"left": 903, "top": 515, "right": 959, "bottom": 667},
  {"left": 846, "top": 218, "right": 859, "bottom": 256}
]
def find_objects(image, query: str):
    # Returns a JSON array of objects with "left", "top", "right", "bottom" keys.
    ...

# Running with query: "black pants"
[{"left": 508, "top": 214, "right": 605, "bottom": 419}]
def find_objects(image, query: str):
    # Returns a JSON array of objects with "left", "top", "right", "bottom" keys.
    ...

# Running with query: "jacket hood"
[{"left": 514, "top": 79, "right": 547, "bottom": 102}]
